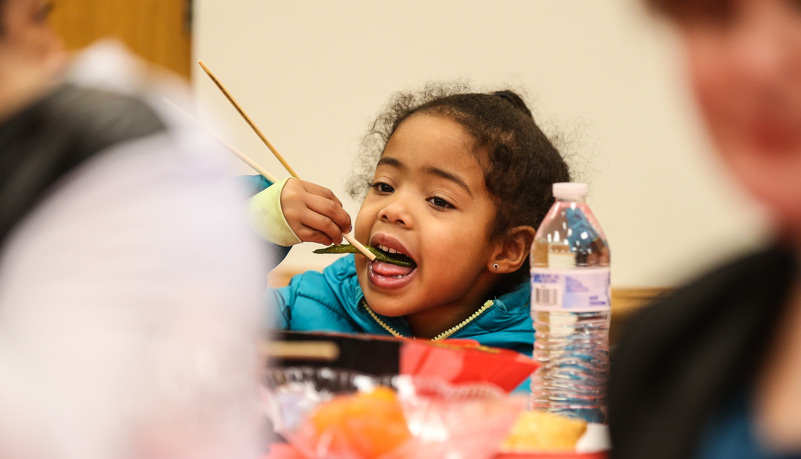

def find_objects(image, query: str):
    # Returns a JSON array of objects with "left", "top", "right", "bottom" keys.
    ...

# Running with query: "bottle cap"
[{"left": 553, "top": 182, "right": 588, "bottom": 199}]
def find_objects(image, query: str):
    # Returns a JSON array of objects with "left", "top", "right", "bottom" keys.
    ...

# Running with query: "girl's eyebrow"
[
  {"left": 377, "top": 157, "right": 473, "bottom": 198},
  {"left": 376, "top": 157, "right": 404, "bottom": 170},
  {"left": 423, "top": 166, "right": 473, "bottom": 198}
]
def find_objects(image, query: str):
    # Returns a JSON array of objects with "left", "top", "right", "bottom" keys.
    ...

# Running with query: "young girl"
[{"left": 251, "top": 85, "right": 570, "bottom": 355}]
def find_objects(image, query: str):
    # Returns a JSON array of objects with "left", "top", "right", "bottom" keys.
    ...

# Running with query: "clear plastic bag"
[{"left": 263, "top": 367, "right": 526, "bottom": 459}]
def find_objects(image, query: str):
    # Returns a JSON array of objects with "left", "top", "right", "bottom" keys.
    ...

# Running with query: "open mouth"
[
  {"left": 369, "top": 244, "right": 418, "bottom": 285},
  {"left": 313, "top": 239, "right": 419, "bottom": 287}
]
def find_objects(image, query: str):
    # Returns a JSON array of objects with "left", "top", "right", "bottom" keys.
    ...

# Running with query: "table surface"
[{"left": 264, "top": 442, "right": 609, "bottom": 459}]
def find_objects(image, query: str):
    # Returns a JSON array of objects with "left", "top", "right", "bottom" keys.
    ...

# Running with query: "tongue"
[{"left": 372, "top": 260, "right": 415, "bottom": 277}]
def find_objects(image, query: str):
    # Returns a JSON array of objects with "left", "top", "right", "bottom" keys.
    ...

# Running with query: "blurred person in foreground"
[
  {"left": 0, "top": 0, "right": 269, "bottom": 458},
  {"left": 609, "top": 1, "right": 801, "bottom": 459}
]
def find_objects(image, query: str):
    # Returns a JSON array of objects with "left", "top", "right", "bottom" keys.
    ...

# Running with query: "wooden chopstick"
[
  {"left": 197, "top": 60, "right": 376, "bottom": 262},
  {"left": 197, "top": 60, "right": 299, "bottom": 179},
  {"left": 342, "top": 236, "right": 375, "bottom": 261},
  {"left": 260, "top": 340, "right": 340, "bottom": 361},
  {"left": 163, "top": 99, "right": 279, "bottom": 183}
]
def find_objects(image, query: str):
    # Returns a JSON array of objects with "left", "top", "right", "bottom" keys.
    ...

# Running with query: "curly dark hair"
[{"left": 348, "top": 82, "right": 571, "bottom": 287}]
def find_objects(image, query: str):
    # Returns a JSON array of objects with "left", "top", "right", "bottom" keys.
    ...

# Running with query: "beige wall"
[{"left": 192, "top": 1, "right": 768, "bottom": 288}]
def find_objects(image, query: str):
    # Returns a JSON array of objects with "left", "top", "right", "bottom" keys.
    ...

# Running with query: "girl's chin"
[
  {"left": 362, "top": 299, "right": 408, "bottom": 319},
  {"left": 366, "top": 261, "right": 418, "bottom": 290}
]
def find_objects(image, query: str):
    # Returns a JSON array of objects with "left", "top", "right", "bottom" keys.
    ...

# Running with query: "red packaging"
[
  {"left": 399, "top": 339, "right": 538, "bottom": 393},
  {"left": 268, "top": 331, "right": 538, "bottom": 393},
  {"left": 266, "top": 332, "right": 538, "bottom": 392}
]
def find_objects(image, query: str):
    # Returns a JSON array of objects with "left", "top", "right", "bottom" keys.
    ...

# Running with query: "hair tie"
[{"left": 493, "top": 91, "right": 533, "bottom": 117}]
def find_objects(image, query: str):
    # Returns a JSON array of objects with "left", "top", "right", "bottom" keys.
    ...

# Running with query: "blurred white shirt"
[{"left": 0, "top": 42, "right": 269, "bottom": 459}]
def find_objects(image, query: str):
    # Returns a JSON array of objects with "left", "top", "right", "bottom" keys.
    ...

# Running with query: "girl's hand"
[{"left": 280, "top": 178, "right": 352, "bottom": 245}]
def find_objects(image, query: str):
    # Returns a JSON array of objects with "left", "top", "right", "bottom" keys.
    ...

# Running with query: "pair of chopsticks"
[
  {"left": 194, "top": 60, "right": 375, "bottom": 261},
  {"left": 260, "top": 340, "right": 340, "bottom": 361}
]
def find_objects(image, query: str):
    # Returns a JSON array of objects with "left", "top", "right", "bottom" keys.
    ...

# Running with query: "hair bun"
[{"left": 493, "top": 90, "right": 533, "bottom": 118}]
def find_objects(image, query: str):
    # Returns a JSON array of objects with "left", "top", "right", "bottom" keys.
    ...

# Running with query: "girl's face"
[
  {"left": 679, "top": 0, "right": 801, "bottom": 232},
  {"left": 353, "top": 113, "right": 502, "bottom": 338}
]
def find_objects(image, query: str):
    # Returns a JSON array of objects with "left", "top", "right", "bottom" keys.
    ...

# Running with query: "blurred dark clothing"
[
  {"left": 0, "top": 84, "right": 164, "bottom": 251},
  {"left": 609, "top": 244, "right": 797, "bottom": 459}
]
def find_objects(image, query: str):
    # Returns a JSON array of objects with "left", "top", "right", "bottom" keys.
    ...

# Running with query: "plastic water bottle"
[{"left": 530, "top": 182, "right": 611, "bottom": 423}]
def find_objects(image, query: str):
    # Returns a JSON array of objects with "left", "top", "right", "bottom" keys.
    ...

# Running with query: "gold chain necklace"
[{"left": 362, "top": 299, "right": 494, "bottom": 341}]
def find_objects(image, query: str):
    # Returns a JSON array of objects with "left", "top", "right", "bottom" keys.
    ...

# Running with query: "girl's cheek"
[{"left": 353, "top": 204, "right": 374, "bottom": 241}]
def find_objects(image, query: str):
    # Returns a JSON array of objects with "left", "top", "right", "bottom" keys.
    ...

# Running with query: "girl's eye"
[
  {"left": 427, "top": 196, "right": 454, "bottom": 209},
  {"left": 371, "top": 182, "right": 394, "bottom": 193}
]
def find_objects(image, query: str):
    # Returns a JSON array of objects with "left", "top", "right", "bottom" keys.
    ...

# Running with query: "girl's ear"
[{"left": 488, "top": 225, "right": 536, "bottom": 273}]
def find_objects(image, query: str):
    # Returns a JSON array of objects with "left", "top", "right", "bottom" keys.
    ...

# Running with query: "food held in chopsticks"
[{"left": 314, "top": 244, "right": 414, "bottom": 267}]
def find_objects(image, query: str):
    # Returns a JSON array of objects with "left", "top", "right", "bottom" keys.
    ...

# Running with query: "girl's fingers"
[
  {"left": 282, "top": 178, "right": 342, "bottom": 209},
  {"left": 294, "top": 225, "right": 335, "bottom": 246},
  {"left": 300, "top": 210, "right": 345, "bottom": 245},
  {"left": 300, "top": 181, "right": 343, "bottom": 208},
  {"left": 282, "top": 202, "right": 346, "bottom": 244},
  {"left": 304, "top": 193, "right": 352, "bottom": 233},
  {"left": 281, "top": 178, "right": 350, "bottom": 244}
]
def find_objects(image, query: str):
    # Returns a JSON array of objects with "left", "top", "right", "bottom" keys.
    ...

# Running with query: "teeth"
[{"left": 377, "top": 244, "right": 399, "bottom": 255}]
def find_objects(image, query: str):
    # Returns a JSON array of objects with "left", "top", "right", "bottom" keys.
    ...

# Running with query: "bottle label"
[{"left": 530, "top": 267, "right": 611, "bottom": 312}]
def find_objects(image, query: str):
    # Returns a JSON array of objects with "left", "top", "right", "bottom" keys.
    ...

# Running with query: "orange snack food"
[
  {"left": 309, "top": 386, "right": 412, "bottom": 458},
  {"left": 501, "top": 410, "right": 587, "bottom": 453}
]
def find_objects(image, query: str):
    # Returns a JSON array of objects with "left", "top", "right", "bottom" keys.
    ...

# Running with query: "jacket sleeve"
[
  {"left": 235, "top": 174, "right": 292, "bottom": 268},
  {"left": 247, "top": 177, "right": 302, "bottom": 247}
]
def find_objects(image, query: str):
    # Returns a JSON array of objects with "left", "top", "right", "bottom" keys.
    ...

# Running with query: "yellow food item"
[
  {"left": 309, "top": 386, "right": 411, "bottom": 458},
  {"left": 501, "top": 410, "right": 587, "bottom": 452}
]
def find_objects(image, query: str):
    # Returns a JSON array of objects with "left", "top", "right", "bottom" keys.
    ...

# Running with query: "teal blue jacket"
[{"left": 264, "top": 255, "right": 535, "bottom": 356}]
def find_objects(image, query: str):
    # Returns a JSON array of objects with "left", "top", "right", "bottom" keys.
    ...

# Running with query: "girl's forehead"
[
  {"left": 383, "top": 115, "right": 488, "bottom": 180},
  {"left": 377, "top": 147, "right": 484, "bottom": 176},
  {"left": 388, "top": 113, "right": 477, "bottom": 156}
]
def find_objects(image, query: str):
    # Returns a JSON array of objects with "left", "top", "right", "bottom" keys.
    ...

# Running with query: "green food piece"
[{"left": 313, "top": 244, "right": 415, "bottom": 267}]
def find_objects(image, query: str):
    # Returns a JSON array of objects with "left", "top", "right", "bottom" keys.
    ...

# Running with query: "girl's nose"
[{"left": 378, "top": 197, "right": 412, "bottom": 227}]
